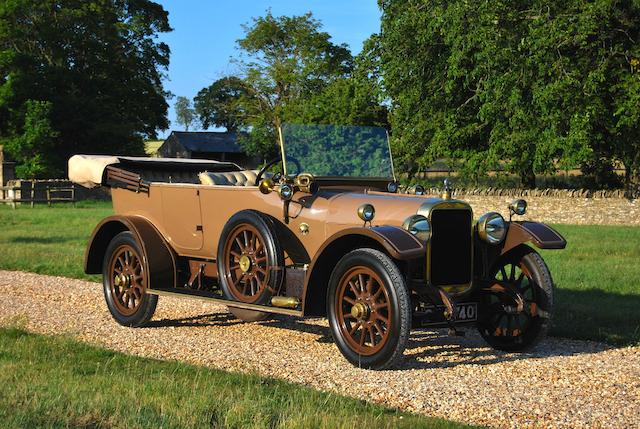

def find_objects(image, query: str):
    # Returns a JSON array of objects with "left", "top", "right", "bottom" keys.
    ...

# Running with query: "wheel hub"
[
  {"left": 114, "top": 273, "right": 130, "bottom": 288},
  {"left": 351, "top": 302, "right": 370, "bottom": 321},
  {"left": 239, "top": 255, "right": 252, "bottom": 273}
]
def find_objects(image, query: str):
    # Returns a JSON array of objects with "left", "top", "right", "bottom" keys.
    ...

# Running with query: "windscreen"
[{"left": 281, "top": 124, "right": 394, "bottom": 178}]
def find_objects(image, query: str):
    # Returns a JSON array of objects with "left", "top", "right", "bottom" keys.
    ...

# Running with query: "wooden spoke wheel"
[
  {"left": 102, "top": 231, "right": 157, "bottom": 327},
  {"left": 477, "top": 246, "right": 553, "bottom": 352},
  {"left": 328, "top": 249, "right": 411, "bottom": 370},
  {"left": 222, "top": 224, "right": 270, "bottom": 303},
  {"left": 217, "top": 210, "right": 284, "bottom": 321},
  {"left": 109, "top": 244, "right": 145, "bottom": 316},
  {"left": 336, "top": 266, "right": 392, "bottom": 356}
]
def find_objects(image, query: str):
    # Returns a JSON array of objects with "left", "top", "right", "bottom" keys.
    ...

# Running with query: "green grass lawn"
[
  {"left": 0, "top": 326, "right": 475, "bottom": 429},
  {"left": 0, "top": 201, "right": 112, "bottom": 280},
  {"left": 0, "top": 202, "right": 638, "bottom": 345},
  {"left": 540, "top": 224, "right": 640, "bottom": 345}
]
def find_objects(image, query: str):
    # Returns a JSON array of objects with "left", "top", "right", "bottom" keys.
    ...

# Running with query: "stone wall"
[
  {"left": 421, "top": 187, "right": 637, "bottom": 200},
  {"left": 426, "top": 192, "right": 640, "bottom": 225}
]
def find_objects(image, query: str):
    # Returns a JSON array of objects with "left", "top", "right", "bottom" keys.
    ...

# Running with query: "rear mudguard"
[
  {"left": 502, "top": 221, "right": 566, "bottom": 255},
  {"left": 84, "top": 215, "right": 177, "bottom": 289}
]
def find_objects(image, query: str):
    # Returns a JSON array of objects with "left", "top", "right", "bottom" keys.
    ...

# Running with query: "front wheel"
[
  {"left": 327, "top": 249, "right": 411, "bottom": 370},
  {"left": 102, "top": 231, "right": 158, "bottom": 327},
  {"left": 477, "top": 246, "right": 553, "bottom": 351},
  {"left": 217, "top": 210, "right": 284, "bottom": 322}
]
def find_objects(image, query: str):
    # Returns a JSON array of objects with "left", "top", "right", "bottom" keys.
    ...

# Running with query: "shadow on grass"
[
  {"left": 552, "top": 287, "right": 640, "bottom": 345},
  {"left": 9, "top": 236, "right": 73, "bottom": 244}
]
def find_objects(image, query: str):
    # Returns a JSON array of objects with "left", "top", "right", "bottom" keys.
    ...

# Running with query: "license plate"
[
  {"left": 456, "top": 303, "right": 477, "bottom": 321},
  {"left": 418, "top": 302, "right": 477, "bottom": 327}
]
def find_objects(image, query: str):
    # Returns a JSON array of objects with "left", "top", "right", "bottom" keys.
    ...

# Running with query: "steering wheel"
[{"left": 254, "top": 156, "right": 302, "bottom": 185}]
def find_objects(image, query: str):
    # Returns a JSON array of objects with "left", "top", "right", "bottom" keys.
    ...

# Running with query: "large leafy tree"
[
  {"left": 237, "top": 11, "right": 353, "bottom": 157},
  {"left": 291, "top": 34, "right": 389, "bottom": 128},
  {"left": 0, "top": 0, "right": 171, "bottom": 177},
  {"left": 379, "top": 0, "right": 640, "bottom": 191},
  {"left": 194, "top": 76, "right": 248, "bottom": 132},
  {"left": 195, "top": 12, "right": 354, "bottom": 158}
]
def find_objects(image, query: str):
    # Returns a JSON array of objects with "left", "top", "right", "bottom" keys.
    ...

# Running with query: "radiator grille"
[{"left": 429, "top": 209, "right": 473, "bottom": 286}]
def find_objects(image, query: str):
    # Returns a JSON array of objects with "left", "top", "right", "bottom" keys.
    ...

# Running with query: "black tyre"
[
  {"left": 477, "top": 245, "right": 553, "bottom": 352},
  {"left": 102, "top": 231, "right": 158, "bottom": 327},
  {"left": 217, "top": 210, "right": 284, "bottom": 322},
  {"left": 327, "top": 248, "right": 411, "bottom": 369}
]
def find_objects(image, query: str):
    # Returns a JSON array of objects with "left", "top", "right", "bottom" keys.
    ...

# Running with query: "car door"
[{"left": 160, "top": 185, "right": 203, "bottom": 252}]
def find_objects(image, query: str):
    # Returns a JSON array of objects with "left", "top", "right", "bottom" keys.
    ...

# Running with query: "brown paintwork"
[
  {"left": 502, "top": 222, "right": 567, "bottom": 255},
  {"left": 87, "top": 161, "right": 565, "bottom": 319},
  {"left": 85, "top": 215, "right": 176, "bottom": 290},
  {"left": 111, "top": 184, "right": 426, "bottom": 261}
]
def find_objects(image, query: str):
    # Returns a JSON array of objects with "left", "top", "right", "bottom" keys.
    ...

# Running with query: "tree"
[
  {"left": 174, "top": 96, "right": 197, "bottom": 131},
  {"left": 195, "top": 12, "right": 390, "bottom": 159},
  {"left": 4, "top": 100, "right": 59, "bottom": 178},
  {"left": 194, "top": 76, "right": 248, "bottom": 132},
  {"left": 290, "top": 34, "right": 389, "bottom": 128},
  {"left": 228, "top": 11, "right": 353, "bottom": 157},
  {"left": 0, "top": 0, "right": 171, "bottom": 177},
  {"left": 378, "top": 0, "right": 640, "bottom": 190}
]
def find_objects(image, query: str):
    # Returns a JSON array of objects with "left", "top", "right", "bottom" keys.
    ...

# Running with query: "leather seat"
[{"left": 198, "top": 170, "right": 259, "bottom": 187}]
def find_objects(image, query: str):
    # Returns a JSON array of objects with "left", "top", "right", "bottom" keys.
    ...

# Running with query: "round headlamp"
[
  {"left": 509, "top": 199, "right": 527, "bottom": 216},
  {"left": 407, "top": 184, "right": 425, "bottom": 195},
  {"left": 357, "top": 203, "right": 376, "bottom": 222},
  {"left": 402, "top": 214, "right": 431, "bottom": 242},
  {"left": 278, "top": 183, "right": 294, "bottom": 201},
  {"left": 477, "top": 212, "right": 507, "bottom": 244}
]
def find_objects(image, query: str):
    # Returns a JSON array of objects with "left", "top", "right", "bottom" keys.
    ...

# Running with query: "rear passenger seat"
[{"left": 198, "top": 170, "right": 260, "bottom": 187}]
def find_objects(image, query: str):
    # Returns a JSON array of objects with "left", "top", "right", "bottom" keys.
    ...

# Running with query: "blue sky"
[{"left": 155, "top": 1, "right": 382, "bottom": 137}]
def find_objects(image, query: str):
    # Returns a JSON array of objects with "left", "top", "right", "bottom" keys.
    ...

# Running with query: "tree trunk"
[
  {"left": 520, "top": 169, "right": 536, "bottom": 189},
  {"left": 626, "top": 164, "right": 640, "bottom": 199}
]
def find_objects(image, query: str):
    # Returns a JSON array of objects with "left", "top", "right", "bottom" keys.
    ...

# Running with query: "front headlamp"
[
  {"left": 402, "top": 214, "right": 431, "bottom": 242},
  {"left": 509, "top": 199, "right": 527, "bottom": 216},
  {"left": 477, "top": 212, "right": 507, "bottom": 244},
  {"left": 357, "top": 203, "right": 376, "bottom": 222}
]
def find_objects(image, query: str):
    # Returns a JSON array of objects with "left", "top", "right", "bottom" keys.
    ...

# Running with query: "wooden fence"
[{"left": 0, "top": 181, "right": 76, "bottom": 208}]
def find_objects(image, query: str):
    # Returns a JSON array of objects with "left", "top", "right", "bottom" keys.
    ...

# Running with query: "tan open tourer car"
[{"left": 70, "top": 124, "right": 566, "bottom": 369}]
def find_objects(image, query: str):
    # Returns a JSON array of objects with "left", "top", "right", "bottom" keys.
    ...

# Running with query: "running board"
[{"left": 147, "top": 288, "right": 304, "bottom": 317}]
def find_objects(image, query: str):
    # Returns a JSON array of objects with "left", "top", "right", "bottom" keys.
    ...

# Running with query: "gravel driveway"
[{"left": 1, "top": 270, "right": 638, "bottom": 429}]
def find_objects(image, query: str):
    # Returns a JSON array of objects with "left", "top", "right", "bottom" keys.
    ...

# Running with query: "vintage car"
[{"left": 70, "top": 124, "right": 566, "bottom": 369}]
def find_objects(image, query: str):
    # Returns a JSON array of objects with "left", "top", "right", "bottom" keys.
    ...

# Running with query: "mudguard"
[
  {"left": 502, "top": 221, "right": 567, "bottom": 255},
  {"left": 301, "top": 225, "right": 425, "bottom": 316},
  {"left": 323, "top": 226, "right": 425, "bottom": 261},
  {"left": 84, "top": 215, "right": 177, "bottom": 289}
]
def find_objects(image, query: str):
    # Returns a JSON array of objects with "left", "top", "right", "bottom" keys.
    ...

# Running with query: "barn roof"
[{"left": 168, "top": 131, "right": 243, "bottom": 153}]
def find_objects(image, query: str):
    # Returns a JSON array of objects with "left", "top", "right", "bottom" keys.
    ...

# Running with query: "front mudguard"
[
  {"left": 474, "top": 221, "right": 565, "bottom": 281},
  {"left": 501, "top": 221, "right": 566, "bottom": 255}
]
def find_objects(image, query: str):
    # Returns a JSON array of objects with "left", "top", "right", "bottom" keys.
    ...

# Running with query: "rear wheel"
[
  {"left": 477, "top": 246, "right": 553, "bottom": 351},
  {"left": 102, "top": 231, "right": 157, "bottom": 327},
  {"left": 217, "top": 211, "right": 284, "bottom": 322},
  {"left": 327, "top": 249, "right": 411, "bottom": 369}
]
